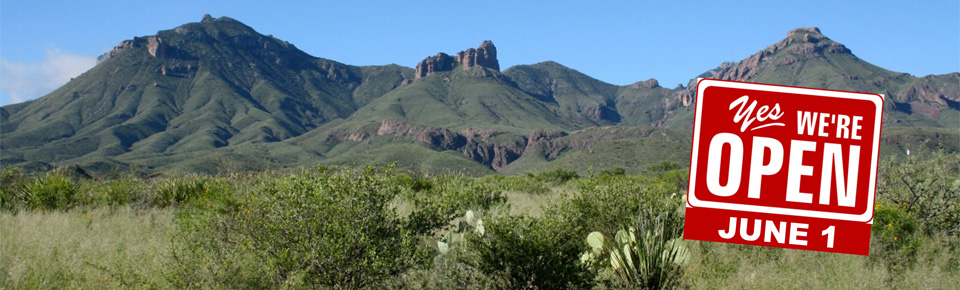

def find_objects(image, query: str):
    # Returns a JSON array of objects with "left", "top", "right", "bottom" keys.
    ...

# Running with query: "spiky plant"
[{"left": 584, "top": 208, "right": 688, "bottom": 289}]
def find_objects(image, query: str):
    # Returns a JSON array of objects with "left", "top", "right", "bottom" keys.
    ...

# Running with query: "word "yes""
[{"left": 730, "top": 95, "right": 785, "bottom": 132}]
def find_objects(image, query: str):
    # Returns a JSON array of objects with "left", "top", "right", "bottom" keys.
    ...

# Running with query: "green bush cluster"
[
  {"left": 463, "top": 215, "right": 593, "bottom": 289},
  {"left": 870, "top": 149, "right": 960, "bottom": 274},
  {"left": 876, "top": 149, "right": 960, "bottom": 236},
  {"left": 2, "top": 168, "right": 87, "bottom": 211},
  {"left": 480, "top": 168, "right": 581, "bottom": 195},
  {"left": 0, "top": 167, "right": 224, "bottom": 211},
  {"left": 534, "top": 168, "right": 581, "bottom": 184},
  {"left": 170, "top": 166, "right": 511, "bottom": 289}
]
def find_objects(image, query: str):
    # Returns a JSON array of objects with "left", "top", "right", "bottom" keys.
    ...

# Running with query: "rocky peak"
[
  {"left": 775, "top": 26, "right": 851, "bottom": 55},
  {"left": 415, "top": 41, "right": 501, "bottom": 79},
  {"left": 457, "top": 40, "right": 500, "bottom": 71},
  {"left": 415, "top": 53, "right": 456, "bottom": 79},
  {"left": 631, "top": 78, "right": 660, "bottom": 89},
  {"left": 787, "top": 26, "right": 821, "bottom": 37},
  {"left": 699, "top": 27, "right": 853, "bottom": 83}
]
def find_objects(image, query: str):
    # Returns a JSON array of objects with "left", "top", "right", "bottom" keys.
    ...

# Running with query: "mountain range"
[{"left": 1, "top": 15, "right": 957, "bottom": 175}]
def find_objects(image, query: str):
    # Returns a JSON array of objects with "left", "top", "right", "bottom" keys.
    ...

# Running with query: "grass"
[
  {"left": 0, "top": 206, "right": 175, "bottom": 288},
  {"left": 684, "top": 235, "right": 960, "bottom": 289}
]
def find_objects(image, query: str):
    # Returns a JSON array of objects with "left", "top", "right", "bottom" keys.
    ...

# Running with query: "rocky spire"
[
  {"left": 415, "top": 41, "right": 501, "bottom": 79},
  {"left": 415, "top": 53, "right": 456, "bottom": 79},
  {"left": 457, "top": 40, "right": 499, "bottom": 71}
]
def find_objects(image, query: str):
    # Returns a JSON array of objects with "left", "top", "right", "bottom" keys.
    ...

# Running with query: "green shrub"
[
  {"left": 463, "top": 215, "right": 594, "bottom": 289},
  {"left": 150, "top": 176, "right": 222, "bottom": 207},
  {"left": 646, "top": 160, "right": 681, "bottom": 173},
  {"left": 404, "top": 175, "right": 506, "bottom": 235},
  {"left": 24, "top": 171, "right": 80, "bottom": 210},
  {"left": 86, "top": 176, "right": 144, "bottom": 206},
  {"left": 383, "top": 246, "right": 499, "bottom": 290},
  {"left": 0, "top": 167, "right": 29, "bottom": 211},
  {"left": 548, "top": 175, "right": 682, "bottom": 235},
  {"left": 398, "top": 173, "right": 435, "bottom": 192},
  {"left": 876, "top": 149, "right": 960, "bottom": 236},
  {"left": 600, "top": 167, "right": 626, "bottom": 177},
  {"left": 490, "top": 174, "right": 551, "bottom": 195},
  {"left": 172, "top": 166, "right": 431, "bottom": 289},
  {"left": 535, "top": 168, "right": 580, "bottom": 184},
  {"left": 872, "top": 200, "right": 922, "bottom": 252}
]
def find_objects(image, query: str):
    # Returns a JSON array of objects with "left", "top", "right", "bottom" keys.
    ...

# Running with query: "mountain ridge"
[{"left": 1, "top": 16, "right": 956, "bottom": 175}]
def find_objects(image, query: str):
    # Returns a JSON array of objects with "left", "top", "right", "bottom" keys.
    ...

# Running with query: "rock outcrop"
[
  {"left": 323, "top": 119, "right": 686, "bottom": 170},
  {"left": 415, "top": 40, "right": 500, "bottom": 79},
  {"left": 325, "top": 120, "right": 526, "bottom": 170},
  {"left": 892, "top": 73, "right": 960, "bottom": 121},
  {"left": 457, "top": 40, "right": 499, "bottom": 71},
  {"left": 631, "top": 78, "right": 660, "bottom": 89},
  {"left": 415, "top": 53, "right": 456, "bottom": 79},
  {"left": 103, "top": 35, "right": 175, "bottom": 59}
]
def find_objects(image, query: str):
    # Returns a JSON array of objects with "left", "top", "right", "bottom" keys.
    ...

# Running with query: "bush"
[
  {"left": 383, "top": 248, "right": 498, "bottom": 289},
  {"left": 150, "top": 176, "right": 223, "bottom": 207},
  {"left": 599, "top": 167, "right": 626, "bottom": 177},
  {"left": 646, "top": 160, "right": 681, "bottom": 173},
  {"left": 404, "top": 175, "right": 506, "bottom": 235},
  {"left": 171, "top": 166, "right": 432, "bottom": 289},
  {"left": 548, "top": 175, "right": 682, "bottom": 235},
  {"left": 877, "top": 149, "right": 960, "bottom": 236},
  {"left": 463, "top": 215, "right": 594, "bottom": 289},
  {"left": 24, "top": 171, "right": 80, "bottom": 210},
  {"left": 535, "top": 168, "right": 580, "bottom": 184},
  {"left": 487, "top": 174, "right": 551, "bottom": 195},
  {"left": 0, "top": 167, "right": 29, "bottom": 211},
  {"left": 86, "top": 176, "right": 144, "bottom": 206}
]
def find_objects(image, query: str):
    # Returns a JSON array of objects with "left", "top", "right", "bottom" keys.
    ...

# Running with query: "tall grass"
[
  {"left": 0, "top": 206, "right": 175, "bottom": 288},
  {"left": 683, "top": 234, "right": 960, "bottom": 289}
]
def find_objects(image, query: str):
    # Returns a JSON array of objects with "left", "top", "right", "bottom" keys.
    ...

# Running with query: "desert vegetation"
[{"left": 1, "top": 150, "right": 958, "bottom": 289}]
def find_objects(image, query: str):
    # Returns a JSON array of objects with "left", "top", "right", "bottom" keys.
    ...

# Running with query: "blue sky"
[{"left": 1, "top": 0, "right": 957, "bottom": 106}]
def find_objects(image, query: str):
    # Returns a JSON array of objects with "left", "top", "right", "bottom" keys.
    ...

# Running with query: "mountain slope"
[
  {"left": 1, "top": 15, "right": 412, "bottom": 170},
  {"left": 503, "top": 61, "right": 621, "bottom": 125}
]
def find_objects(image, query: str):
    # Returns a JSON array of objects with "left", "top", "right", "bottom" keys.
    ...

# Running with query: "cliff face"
[
  {"left": 325, "top": 119, "right": 524, "bottom": 170},
  {"left": 415, "top": 40, "right": 500, "bottom": 79},
  {"left": 322, "top": 120, "right": 688, "bottom": 170},
  {"left": 414, "top": 53, "right": 457, "bottom": 79}
]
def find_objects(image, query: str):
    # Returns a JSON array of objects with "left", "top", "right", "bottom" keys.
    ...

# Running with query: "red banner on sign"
[{"left": 683, "top": 79, "right": 883, "bottom": 255}]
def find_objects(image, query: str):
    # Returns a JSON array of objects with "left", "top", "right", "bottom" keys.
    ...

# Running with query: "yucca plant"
[{"left": 24, "top": 170, "right": 80, "bottom": 210}]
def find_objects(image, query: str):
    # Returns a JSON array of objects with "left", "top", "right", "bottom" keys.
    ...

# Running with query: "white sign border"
[{"left": 686, "top": 79, "right": 883, "bottom": 223}]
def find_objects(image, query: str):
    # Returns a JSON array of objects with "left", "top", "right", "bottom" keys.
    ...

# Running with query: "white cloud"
[{"left": 1, "top": 48, "right": 98, "bottom": 105}]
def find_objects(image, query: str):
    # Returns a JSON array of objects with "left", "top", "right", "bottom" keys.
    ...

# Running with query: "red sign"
[{"left": 683, "top": 79, "right": 883, "bottom": 255}]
